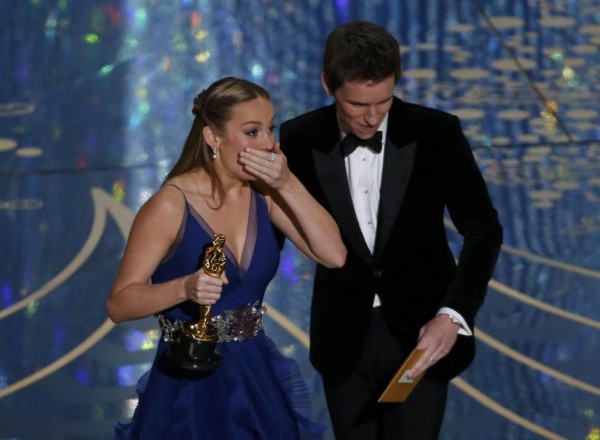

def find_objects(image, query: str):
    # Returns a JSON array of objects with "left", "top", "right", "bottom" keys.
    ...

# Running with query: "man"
[{"left": 279, "top": 20, "right": 503, "bottom": 439}]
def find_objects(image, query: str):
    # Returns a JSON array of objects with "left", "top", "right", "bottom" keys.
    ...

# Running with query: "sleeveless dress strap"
[
  {"left": 164, "top": 183, "right": 186, "bottom": 199},
  {"left": 159, "top": 184, "right": 189, "bottom": 264}
]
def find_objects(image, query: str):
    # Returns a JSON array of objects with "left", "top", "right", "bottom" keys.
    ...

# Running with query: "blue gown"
[{"left": 115, "top": 188, "right": 325, "bottom": 439}]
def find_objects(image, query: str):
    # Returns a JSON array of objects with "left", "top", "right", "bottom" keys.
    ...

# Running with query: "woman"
[{"left": 108, "top": 77, "right": 346, "bottom": 439}]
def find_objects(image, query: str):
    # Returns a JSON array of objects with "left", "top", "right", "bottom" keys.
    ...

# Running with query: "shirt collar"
[{"left": 339, "top": 113, "right": 389, "bottom": 145}]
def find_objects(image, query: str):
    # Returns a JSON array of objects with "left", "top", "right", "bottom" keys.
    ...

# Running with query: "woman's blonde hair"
[{"left": 164, "top": 77, "right": 271, "bottom": 205}]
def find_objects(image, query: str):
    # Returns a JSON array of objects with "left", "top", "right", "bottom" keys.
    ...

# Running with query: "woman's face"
[{"left": 213, "top": 96, "right": 275, "bottom": 179}]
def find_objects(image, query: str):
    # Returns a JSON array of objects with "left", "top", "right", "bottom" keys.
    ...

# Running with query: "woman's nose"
[{"left": 263, "top": 133, "right": 275, "bottom": 149}]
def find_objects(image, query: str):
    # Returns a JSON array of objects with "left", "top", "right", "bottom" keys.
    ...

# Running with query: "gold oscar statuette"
[{"left": 166, "top": 233, "right": 226, "bottom": 371}]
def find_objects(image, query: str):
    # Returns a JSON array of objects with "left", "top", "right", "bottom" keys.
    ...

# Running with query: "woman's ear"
[{"left": 202, "top": 125, "right": 220, "bottom": 148}]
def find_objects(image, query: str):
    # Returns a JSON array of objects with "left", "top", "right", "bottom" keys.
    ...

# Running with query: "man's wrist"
[
  {"left": 436, "top": 307, "right": 473, "bottom": 336},
  {"left": 439, "top": 313, "right": 462, "bottom": 327}
]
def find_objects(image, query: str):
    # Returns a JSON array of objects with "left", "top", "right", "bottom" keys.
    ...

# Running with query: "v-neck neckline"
[{"left": 186, "top": 189, "right": 257, "bottom": 276}]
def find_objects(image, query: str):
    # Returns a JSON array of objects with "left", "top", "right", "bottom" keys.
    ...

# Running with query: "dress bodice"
[{"left": 151, "top": 189, "right": 280, "bottom": 322}]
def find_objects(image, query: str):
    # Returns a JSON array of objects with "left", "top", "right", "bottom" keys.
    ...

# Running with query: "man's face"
[{"left": 323, "top": 74, "right": 395, "bottom": 140}]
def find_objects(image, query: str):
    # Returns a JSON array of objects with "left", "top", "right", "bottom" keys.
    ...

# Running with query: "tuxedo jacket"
[{"left": 280, "top": 97, "right": 503, "bottom": 385}]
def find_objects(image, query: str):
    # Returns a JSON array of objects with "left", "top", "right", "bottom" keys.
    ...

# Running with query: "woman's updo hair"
[
  {"left": 164, "top": 77, "right": 271, "bottom": 203},
  {"left": 192, "top": 91, "right": 205, "bottom": 117},
  {"left": 190, "top": 77, "right": 270, "bottom": 136}
]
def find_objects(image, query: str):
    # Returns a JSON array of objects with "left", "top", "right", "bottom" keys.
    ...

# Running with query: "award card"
[{"left": 378, "top": 348, "right": 426, "bottom": 403}]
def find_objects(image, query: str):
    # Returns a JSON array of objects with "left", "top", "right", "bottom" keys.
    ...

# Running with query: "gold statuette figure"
[{"left": 167, "top": 233, "right": 226, "bottom": 371}]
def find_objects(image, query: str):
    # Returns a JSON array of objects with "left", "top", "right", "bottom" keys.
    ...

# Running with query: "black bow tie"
[{"left": 340, "top": 131, "right": 383, "bottom": 157}]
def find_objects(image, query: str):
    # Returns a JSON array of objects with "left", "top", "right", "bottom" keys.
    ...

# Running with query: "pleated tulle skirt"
[{"left": 115, "top": 332, "right": 325, "bottom": 440}]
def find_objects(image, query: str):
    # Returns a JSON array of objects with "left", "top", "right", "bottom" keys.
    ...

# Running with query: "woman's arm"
[
  {"left": 240, "top": 146, "right": 346, "bottom": 268},
  {"left": 107, "top": 185, "right": 223, "bottom": 323},
  {"left": 267, "top": 173, "right": 346, "bottom": 268}
]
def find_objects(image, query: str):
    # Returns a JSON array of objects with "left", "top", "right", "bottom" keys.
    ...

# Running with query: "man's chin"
[{"left": 354, "top": 128, "right": 378, "bottom": 139}]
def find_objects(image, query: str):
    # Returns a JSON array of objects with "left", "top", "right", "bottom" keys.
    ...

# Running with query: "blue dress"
[{"left": 115, "top": 188, "right": 325, "bottom": 439}]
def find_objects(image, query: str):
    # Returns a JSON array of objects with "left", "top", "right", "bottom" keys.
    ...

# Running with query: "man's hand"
[{"left": 405, "top": 315, "right": 461, "bottom": 379}]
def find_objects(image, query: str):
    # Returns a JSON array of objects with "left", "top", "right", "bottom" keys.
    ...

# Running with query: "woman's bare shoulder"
[{"left": 137, "top": 182, "right": 187, "bottom": 223}]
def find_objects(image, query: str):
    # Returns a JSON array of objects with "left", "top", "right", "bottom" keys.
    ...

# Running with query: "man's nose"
[{"left": 364, "top": 106, "right": 378, "bottom": 124}]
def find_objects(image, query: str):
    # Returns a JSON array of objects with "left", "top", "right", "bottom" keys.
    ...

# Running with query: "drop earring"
[{"left": 211, "top": 149, "right": 217, "bottom": 160}]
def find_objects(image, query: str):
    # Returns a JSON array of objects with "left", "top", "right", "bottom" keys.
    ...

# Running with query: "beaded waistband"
[{"left": 157, "top": 302, "right": 266, "bottom": 343}]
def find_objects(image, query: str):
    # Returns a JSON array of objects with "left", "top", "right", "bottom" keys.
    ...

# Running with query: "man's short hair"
[{"left": 322, "top": 20, "right": 401, "bottom": 92}]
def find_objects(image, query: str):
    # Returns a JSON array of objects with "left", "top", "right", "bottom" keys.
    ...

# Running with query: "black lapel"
[
  {"left": 373, "top": 98, "right": 418, "bottom": 261},
  {"left": 312, "top": 110, "right": 373, "bottom": 264},
  {"left": 373, "top": 139, "right": 417, "bottom": 260}
]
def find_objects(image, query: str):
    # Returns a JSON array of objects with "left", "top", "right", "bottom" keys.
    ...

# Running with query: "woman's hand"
[
  {"left": 183, "top": 270, "right": 228, "bottom": 306},
  {"left": 239, "top": 143, "right": 290, "bottom": 189},
  {"left": 241, "top": 142, "right": 347, "bottom": 269}
]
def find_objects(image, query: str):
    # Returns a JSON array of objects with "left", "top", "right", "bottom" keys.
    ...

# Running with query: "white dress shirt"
[{"left": 342, "top": 114, "right": 472, "bottom": 335}]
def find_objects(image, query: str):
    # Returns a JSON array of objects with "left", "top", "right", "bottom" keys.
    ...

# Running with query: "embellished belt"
[{"left": 157, "top": 302, "right": 266, "bottom": 343}]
